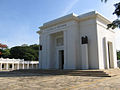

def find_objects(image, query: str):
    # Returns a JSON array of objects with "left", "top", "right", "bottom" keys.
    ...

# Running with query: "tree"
[
  {"left": 102, "top": 0, "right": 120, "bottom": 29},
  {"left": 1, "top": 49, "right": 10, "bottom": 58},
  {"left": 29, "top": 44, "right": 39, "bottom": 60},
  {"left": 9, "top": 44, "right": 39, "bottom": 61},
  {"left": 117, "top": 51, "right": 120, "bottom": 60},
  {"left": 0, "top": 43, "right": 7, "bottom": 50},
  {"left": 23, "top": 53, "right": 35, "bottom": 61},
  {"left": 0, "top": 43, "right": 9, "bottom": 58}
]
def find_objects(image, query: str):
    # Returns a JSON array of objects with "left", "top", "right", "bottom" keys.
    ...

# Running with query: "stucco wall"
[
  {"left": 64, "top": 21, "right": 80, "bottom": 69},
  {"left": 38, "top": 11, "right": 117, "bottom": 70},
  {"left": 40, "top": 20, "right": 80, "bottom": 69},
  {"left": 40, "top": 33, "right": 48, "bottom": 69},
  {"left": 79, "top": 18, "right": 99, "bottom": 69},
  {"left": 96, "top": 18, "right": 117, "bottom": 69}
]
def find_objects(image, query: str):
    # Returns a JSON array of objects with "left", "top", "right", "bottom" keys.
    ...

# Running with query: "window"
[{"left": 56, "top": 37, "right": 63, "bottom": 46}]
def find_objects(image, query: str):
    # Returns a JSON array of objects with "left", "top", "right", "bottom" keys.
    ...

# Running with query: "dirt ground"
[{"left": 0, "top": 71, "right": 120, "bottom": 90}]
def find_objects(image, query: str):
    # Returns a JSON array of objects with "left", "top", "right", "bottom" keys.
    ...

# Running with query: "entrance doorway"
[
  {"left": 59, "top": 50, "right": 64, "bottom": 69},
  {"left": 108, "top": 42, "right": 114, "bottom": 68}
]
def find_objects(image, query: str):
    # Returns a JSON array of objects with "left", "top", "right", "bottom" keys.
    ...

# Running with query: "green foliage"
[
  {"left": 107, "top": 19, "right": 120, "bottom": 29},
  {"left": 102, "top": 0, "right": 120, "bottom": 29},
  {"left": 29, "top": 44, "right": 39, "bottom": 60},
  {"left": 9, "top": 44, "right": 39, "bottom": 61},
  {"left": 23, "top": 53, "right": 35, "bottom": 61},
  {"left": 117, "top": 51, "right": 120, "bottom": 60},
  {"left": 2, "top": 49, "right": 10, "bottom": 58},
  {"left": 113, "top": 2, "right": 120, "bottom": 17},
  {"left": 107, "top": 2, "right": 120, "bottom": 29},
  {"left": 0, "top": 44, "right": 39, "bottom": 61},
  {"left": 0, "top": 49, "right": 10, "bottom": 58}
]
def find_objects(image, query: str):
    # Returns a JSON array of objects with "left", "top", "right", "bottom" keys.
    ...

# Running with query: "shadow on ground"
[{"left": 0, "top": 69, "right": 111, "bottom": 77}]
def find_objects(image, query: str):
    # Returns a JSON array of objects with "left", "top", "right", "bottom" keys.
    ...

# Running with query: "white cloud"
[{"left": 61, "top": 0, "right": 79, "bottom": 16}]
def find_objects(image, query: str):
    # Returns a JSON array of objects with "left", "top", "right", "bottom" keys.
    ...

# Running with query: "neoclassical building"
[{"left": 37, "top": 11, "right": 117, "bottom": 70}]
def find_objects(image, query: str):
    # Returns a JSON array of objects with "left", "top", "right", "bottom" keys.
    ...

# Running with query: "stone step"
[{"left": 12, "top": 69, "right": 120, "bottom": 77}]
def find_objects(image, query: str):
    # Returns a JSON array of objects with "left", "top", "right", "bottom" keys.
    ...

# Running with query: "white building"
[
  {"left": 37, "top": 11, "right": 118, "bottom": 70},
  {"left": 0, "top": 58, "right": 39, "bottom": 70}
]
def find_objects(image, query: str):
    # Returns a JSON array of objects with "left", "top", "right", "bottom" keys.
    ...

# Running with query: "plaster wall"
[
  {"left": 64, "top": 21, "right": 80, "bottom": 69},
  {"left": 79, "top": 18, "right": 99, "bottom": 69},
  {"left": 40, "top": 33, "right": 48, "bottom": 69},
  {"left": 40, "top": 20, "right": 80, "bottom": 69},
  {"left": 96, "top": 18, "right": 117, "bottom": 69},
  {"left": 38, "top": 11, "right": 117, "bottom": 70}
]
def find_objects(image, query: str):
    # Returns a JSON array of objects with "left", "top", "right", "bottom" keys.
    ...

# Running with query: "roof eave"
[{"left": 39, "top": 13, "right": 79, "bottom": 30}]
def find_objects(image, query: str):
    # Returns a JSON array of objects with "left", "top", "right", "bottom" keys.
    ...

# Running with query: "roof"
[{"left": 38, "top": 11, "right": 112, "bottom": 30}]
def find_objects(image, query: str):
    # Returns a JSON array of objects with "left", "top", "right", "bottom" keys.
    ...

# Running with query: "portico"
[{"left": 39, "top": 26, "right": 78, "bottom": 69}]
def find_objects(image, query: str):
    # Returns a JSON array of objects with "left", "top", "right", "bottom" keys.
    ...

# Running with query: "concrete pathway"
[{"left": 0, "top": 72, "right": 119, "bottom": 90}]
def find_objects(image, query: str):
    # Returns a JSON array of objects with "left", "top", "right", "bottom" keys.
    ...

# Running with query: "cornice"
[{"left": 38, "top": 11, "right": 112, "bottom": 32}]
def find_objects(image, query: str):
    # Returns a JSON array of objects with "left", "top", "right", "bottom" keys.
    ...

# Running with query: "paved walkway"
[{"left": 0, "top": 72, "right": 120, "bottom": 90}]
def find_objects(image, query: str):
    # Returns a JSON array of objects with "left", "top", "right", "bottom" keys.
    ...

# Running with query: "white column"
[
  {"left": 27, "top": 62, "right": 29, "bottom": 69},
  {"left": 17, "top": 63, "right": 19, "bottom": 70},
  {"left": 12, "top": 63, "right": 14, "bottom": 70},
  {"left": 47, "top": 35, "right": 51, "bottom": 69},
  {"left": 22, "top": 63, "right": 24, "bottom": 69},
  {"left": 39, "top": 35, "right": 42, "bottom": 69},
  {"left": 32, "top": 64, "right": 33, "bottom": 69},
  {"left": 6, "top": 63, "right": 8, "bottom": 70},
  {"left": 36, "top": 64, "right": 38, "bottom": 69},
  {"left": 103, "top": 37, "right": 109, "bottom": 69},
  {"left": 0, "top": 63, "right": 2, "bottom": 70},
  {"left": 81, "top": 44, "right": 89, "bottom": 69},
  {"left": 63, "top": 30, "right": 67, "bottom": 69}
]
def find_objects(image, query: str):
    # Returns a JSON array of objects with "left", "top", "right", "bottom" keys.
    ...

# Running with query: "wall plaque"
[{"left": 81, "top": 36, "right": 88, "bottom": 44}]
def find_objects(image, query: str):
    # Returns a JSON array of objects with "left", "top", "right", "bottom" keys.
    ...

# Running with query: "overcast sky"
[{"left": 0, "top": 0, "right": 120, "bottom": 49}]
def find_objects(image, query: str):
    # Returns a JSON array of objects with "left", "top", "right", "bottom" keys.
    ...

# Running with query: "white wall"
[
  {"left": 40, "top": 32, "right": 48, "bottom": 69},
  {"left": 40, "top": 20, "right": 81, "bottom": 69},
  {"left": 96, "top": 18, "right": 117, "bottom": 69},
  {"left": 79, "top": 18, "right": 99, "bottom": 69},
  {"left": 38, "top": 12, "right": 117, "bottom": 70},
  {"left": 64, "top": 21, "right": 80, "bottom": 69}
]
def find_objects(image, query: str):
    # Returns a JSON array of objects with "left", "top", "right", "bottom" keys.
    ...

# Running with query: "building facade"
[
  {"left": 37, "top": 11, "right": 118, "bottom": 70},
  {"left": 0, "top": 58, "right": 39, "bottom": 70}
]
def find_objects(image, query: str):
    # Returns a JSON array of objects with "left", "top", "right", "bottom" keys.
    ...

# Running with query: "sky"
[{"left": 0, "top": 0, "right": 120, "bottom": 49}]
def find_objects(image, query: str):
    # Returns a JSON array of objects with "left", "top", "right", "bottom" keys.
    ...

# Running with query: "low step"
[{"left": 11, "top": 69, "right": 120, "bottom": 77}]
